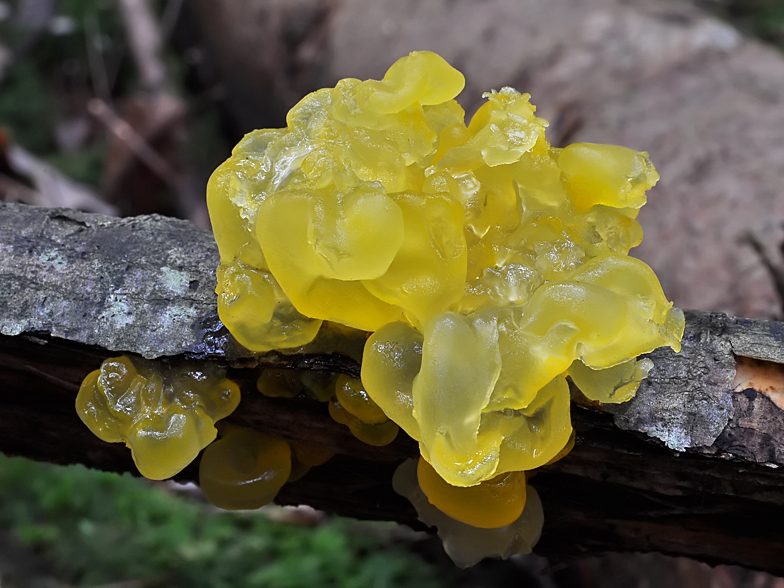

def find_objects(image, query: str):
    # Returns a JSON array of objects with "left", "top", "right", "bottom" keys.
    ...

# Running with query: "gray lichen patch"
[
  {"left": 160, "top": 267, "right": 191, "bottom": 293},
  {"left": 0, "top": 202, "right": 240, "bottom": 359},
  {"left": 608, "top": 310, "right": 736, "bottom": 452}
]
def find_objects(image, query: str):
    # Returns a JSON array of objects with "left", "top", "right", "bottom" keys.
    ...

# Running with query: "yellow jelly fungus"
[
  {"left": 77, "top": 355, "right": 240, "bottom": 480},
  {"left": 328, "top": 397, "right": 399, "bottom": 446},
  {"left": 417, "top": 457, "right": 526, "bottom": 529},
  {"left": 559, "top": 143, "right": 658, "bottom": 213},
  {"left": 335, "top": 374, "right": 388, "bottom": 424},
  {"left": 359, "top": 321, "right": 423, "bottom": 440},
  {"left": 544, "top": 429, "right": 576, "bottom": 467},
  {"left": 393, "top": 459, "right": 544, "bottom": 568},
  {"left": 199, "top": 424, "right": 291, "bottom": 510},
  {"left": 208, "top": 50, "right": 684, "bottom": 489},
  {"left": 216, "top": 259, "right": 322, "bottom": 353}
]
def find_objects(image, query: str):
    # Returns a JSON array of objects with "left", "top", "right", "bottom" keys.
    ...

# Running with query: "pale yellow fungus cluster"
[
  {"left": 208, "top": 49, "right": 682, "bottom": 490},
  {"left": 257, "top": 368, "right": 400, "bottom": 446},
  {"left": 76, "top": 49, "right": 684, "bottom": 566},
  {"left": 77, "top": 356, "right": 335, "bottom": 507},
  {"left": 76, "top": 355, "right": 240, "bottom": 480}
]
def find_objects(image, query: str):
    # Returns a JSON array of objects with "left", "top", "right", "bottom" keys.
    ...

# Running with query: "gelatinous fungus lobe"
[
  {"left": 288, "top": 441, "right": 334, "bottom": 482},
  {"left": 393, "top": 459, "right": 544, "bottom": 569},
  {"left": 329, "top": 375, "right": 399, "bottom": 446},
  {"left": 77, "top": 355, "right": 240, "bottom": 480},
  {"left": 416, "top": 457, "right": 526, "bottom": 529},
  {"left": 199, "top": 424, "right": 291, "bottom": 510},
  {"left": 198, "top": 423, "right": 333, "bottom": 508}
]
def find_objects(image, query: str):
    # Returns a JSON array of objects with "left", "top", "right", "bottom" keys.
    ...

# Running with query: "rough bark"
[{"left": 1, "top": 202, "right": 784, "bottom": 573}]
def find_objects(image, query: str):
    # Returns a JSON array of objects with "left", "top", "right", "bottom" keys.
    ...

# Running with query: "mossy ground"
[{"left": 0, "top": 453, "right": 444, "bottom": 588}]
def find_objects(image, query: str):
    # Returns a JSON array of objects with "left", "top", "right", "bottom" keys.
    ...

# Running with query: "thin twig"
[
  {"left": 84, "top": 12, "right": 111, "bottom": 100},
  {"left": 159, "top": 0, "right": 185, "bottom": 45},
  {"left": 23, "top": 364, "right": 80, "bottom": 392},
  {"left": 88, "top": 97, "right": 183, "bottom": 194},
  {"left": 745, "top": 228, "right": 784, "bottom": 317},
  {"left": 89, "top": 575, "right": 171, "bottom": 588},
  {"left": 118, "top": 0, "right": 168, "bottom": 94}
]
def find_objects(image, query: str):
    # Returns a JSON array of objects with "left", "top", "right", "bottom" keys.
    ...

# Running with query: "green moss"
[{"left": 0, "top": 454, "right": 443, "bottom": 588}]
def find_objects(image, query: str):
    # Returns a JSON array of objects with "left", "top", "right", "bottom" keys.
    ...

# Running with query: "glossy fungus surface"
[
  {"left": 207, "top": 50, "right": 683, "bottom": 490},
  {"left": 199, "top": 424, "right": 291, "bottom": 509},
  {"left": 77, "top": 355, "right": 240, "bottom": 480},
  {"left": 393, "top": 459, "right": 544, "bottom": 568},
  {"left": 417, "top": 457, "right": 526, "bottom": 529}
]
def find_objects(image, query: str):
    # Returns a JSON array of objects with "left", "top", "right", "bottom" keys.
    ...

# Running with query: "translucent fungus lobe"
[
  {"left": 77, "top": 355, "right": 240, "bottom": 480},
  {"left": 393, "top": 459, "right": 544, "bottom": 568},
  {"left": 417, "top": 457, "right": 526, "bottom": 529},
  {"left": 335, "top": 374, "right": 389, "bottom": 424},
  {"left": 199, "top": 425, "right": 291, "bottom": 510}
]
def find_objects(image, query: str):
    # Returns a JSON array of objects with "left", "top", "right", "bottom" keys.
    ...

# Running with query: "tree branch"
[{"left": 1, "top": 202, "right": 783, "bottom": 573}]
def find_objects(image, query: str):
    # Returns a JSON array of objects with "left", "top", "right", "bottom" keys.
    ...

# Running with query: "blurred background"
[{"left": 1, "top": 0, "right": 784, "bottom": 586}]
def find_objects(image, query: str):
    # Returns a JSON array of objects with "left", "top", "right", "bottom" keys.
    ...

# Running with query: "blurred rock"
[
  {"left": 13, "top": 0, "right": 54, "bottom": 32},
  {"left": 0, "top": 43, "right": 11, "bottom": 80},
  {"left": 554, "top": 552, "right": 784, "bottom": 588}
]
